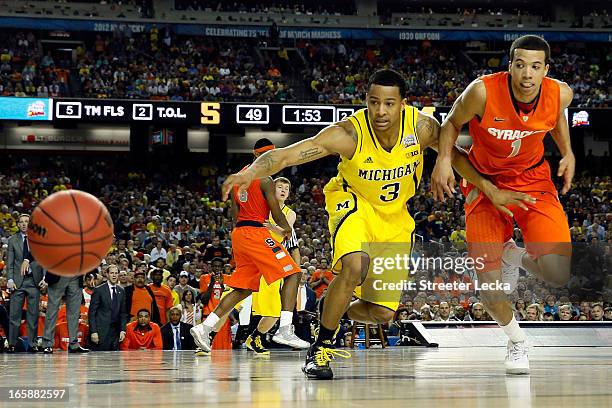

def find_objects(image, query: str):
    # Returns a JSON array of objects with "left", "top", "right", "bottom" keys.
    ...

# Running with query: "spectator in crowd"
[
  {"left": 435, "top": 301, "right": 452, "bottom": 321},
  {"left": 118, "top": 270, "right": 130, "bottom": 288},
  {"left": 451, "top": 305, "right": 466, "bottom": 321},
  {"left": 161, "top": 304, "right": 196, "bottom": 350},
  {"left": 309, "top": 258, "right": 333, "bottom": 299},
  {"left": 120, "top": 309, "right": 163, "bottom": 350},
  {"left": 202, "top": 236, "right": 230, "bottom": 262},
  {"left": 525, "top": 304, "right": 541, "bottom": 321},
  {"left": 590, "top": 303, "right": 605, "bottom": 321},
  {"left": 514, "top": 299, "right": 527, "bottom": 321},
  {"left": 150, "top": 241, "right": 167, "bottom": 263},
  {"left": 467, "top": 302, "right": 487, "bottom": 321},
  {"left": 294, "top": 270, "right": 316, "bottom": 343},
  {"left": 604, "top": 307, "right": 612, "bottom": 321},
  {"left": 82, "top": 272, "right": 97, "bottom": 309},
  {"left": 579, "top": 301, "right": 591, "bottom": 320},
  {"left": 181, "top": 289, "right": 202, "bottom": 326},
  {"left": 89, "top": 265, "right": 127, "bottom": 351},
  {"left": 544, "top": 295, "right": 558, "bottom": 315},
  {"left": 166, "top": 275, "right": 180, "bottom": 305},
  {"left": 174, "top": 271, "right": 198, "bottom": 301},
  {"left": 148, "top": 268, "right": 174, "bottom": 325},
  {"left": 200, "top": 258, "right": 230, "bottom": 318},
  {"left": 557, "top": 303, "right": 573, "bottom": 321},
  {"left": 124, "top": 270, "right": 161, "bottom": 324}
]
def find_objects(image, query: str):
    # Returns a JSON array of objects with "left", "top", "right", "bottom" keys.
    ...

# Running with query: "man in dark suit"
[
  {"left": 294, "top": 270, "right": 316, "bottom": 344},
  {"left": 6, "top": 214, "right": 47, "bottom": 352},
  {"left": 89, "top": 265, "right": 127, "bottom": 351},
  {"left": 161, "top": 304, "right": 196, "bottom": 350}
]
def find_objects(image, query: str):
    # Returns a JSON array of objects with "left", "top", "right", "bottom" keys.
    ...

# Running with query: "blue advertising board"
[{"left": 0, "top": 97, "right": 52, "bottom": 121}]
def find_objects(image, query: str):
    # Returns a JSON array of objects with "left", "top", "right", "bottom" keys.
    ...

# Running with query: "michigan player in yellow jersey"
[
  {"left": 243, "top": 141, "right": 310, "bottom": 354},
  {"left": 222, "top": 69, "right": 534, "bottom": 379}
]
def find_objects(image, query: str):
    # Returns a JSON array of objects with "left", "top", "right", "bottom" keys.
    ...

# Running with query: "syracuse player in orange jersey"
[
  {"left": 432, "top": 35, "right": 574, "bottom": 374},
  {"left": 190, "top": 158, "right": 301, "bottom": 353}
]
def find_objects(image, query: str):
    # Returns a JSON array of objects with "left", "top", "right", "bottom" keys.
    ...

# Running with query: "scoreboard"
[
  {"left": 0, "top": 97, "right": 604, "bottom": 131},
  {"left": 49, "top": 99, "right": 361, "bottom": 127}
]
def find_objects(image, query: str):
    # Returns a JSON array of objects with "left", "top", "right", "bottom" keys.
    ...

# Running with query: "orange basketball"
[{"left": 28, "top": 190, "right": 114, "bottom": 276}]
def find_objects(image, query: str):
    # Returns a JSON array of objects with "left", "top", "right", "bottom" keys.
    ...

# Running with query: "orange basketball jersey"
[
  {"left": 233, "top": 167, "right": 270, "bottom": 224},
  {"left": 468, "top": 72, "right": 560, "bottom": 177}
]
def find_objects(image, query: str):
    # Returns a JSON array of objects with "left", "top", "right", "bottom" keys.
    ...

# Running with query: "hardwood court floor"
[{"left": 0, "top": 347, "right": 610, "bottom": 407}]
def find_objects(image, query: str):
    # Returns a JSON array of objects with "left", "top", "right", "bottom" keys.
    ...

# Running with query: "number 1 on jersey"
[{"left": 508, "top": 139, "right": 521, "bottom": 158}]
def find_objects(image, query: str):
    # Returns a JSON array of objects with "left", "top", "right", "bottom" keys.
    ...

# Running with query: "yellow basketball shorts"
[
  {"left": 251, "top": 275, "right": 282, "bottom": 318},
  {"left": 326, "top": 187, "right": 415, "bottom": 311}
]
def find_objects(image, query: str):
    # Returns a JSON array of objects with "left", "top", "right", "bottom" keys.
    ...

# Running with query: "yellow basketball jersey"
[
  {"left": 325, "top": 107, "right": 423, "bottom": 215},
  {"left": 268, "top": 204, "right": 292, "bottom": 242}
]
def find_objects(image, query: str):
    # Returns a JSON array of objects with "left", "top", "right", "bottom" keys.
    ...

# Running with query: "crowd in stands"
[
  {"left": 300, "top": 40, "right": 611, "bottom": 108},
  {"left": 76, "top": 29, "right": 295, "bottom": 101},
  {"left": 0, "top": 153, "right": 609, "bottom": 351},
  {"left": 173, "top": 0, "right": 355, "bottom": 15},
  {"left": 0, "top": 32, "right": 70, "bottom": 98},
  {"left": 0, "top": 28, "right": 609, "bottom": 107}
]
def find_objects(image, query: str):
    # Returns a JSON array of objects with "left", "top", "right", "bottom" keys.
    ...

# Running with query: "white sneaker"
[
  {"left": 190, "top": 325, "right": 212, "bottom": 352},
  {"left": 501, "top": 239, "right": 523, "bottom": 294},
  {"left": 272, "top": 325, "right": 311, "bottom": 349},
  {"left": 505, "top": 340, "right": 530, "bottom": 375}
]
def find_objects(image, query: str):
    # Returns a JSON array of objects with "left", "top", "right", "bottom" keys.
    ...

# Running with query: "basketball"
[{"left": 27, "top": 190, "right": 114, "bottom": 276}]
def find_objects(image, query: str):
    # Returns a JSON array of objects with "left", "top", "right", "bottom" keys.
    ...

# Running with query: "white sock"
[
  {"left": 203, "top": 312, "right": 220, "bottom": 328},
  {"left": 501, "top": 316, "right": 526, "bottom": 343},
  {"left": 279, "top": 311, "right": 293, "bottom": 328}
]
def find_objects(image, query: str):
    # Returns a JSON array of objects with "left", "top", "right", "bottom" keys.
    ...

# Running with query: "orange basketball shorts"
[
  {"left": 226, "top": 226, "right": 299, "bottom": 291},
  {"left": 462, "top": 160, "right": 571, "bottom": 272}
]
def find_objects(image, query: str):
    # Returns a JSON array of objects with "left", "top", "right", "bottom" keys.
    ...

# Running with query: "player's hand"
[
  {"left": 282, "top": 227, "right": 292, "bottom": 240},
  {"left": 221, "top": 171, "right": 254, "bottom": 201},
  {"left": 7, "top": 279, "right": 15, "bottom": 291},
  {"left": 263, "top": 221, "right": 274, "bottom": 230},
  {"left": 91, "top": 333, "right": 99, "bottom": 344},
  {"left": 557, "top": 152, "right": 575, "bottom": 194},
  {"left": 486, "top": 187, "right": 536, "bottom": 218},
  {"left": 119, "top": 331, "right": 126, "bottom": 342},
  {"left": 431, "top": 158, "right": 456, "bottom": 201},
  {"left": 38, "top": 279, "right": 47, "bottom": 290},
  {"left": 20, "top": 259, "right": 30, "bottom": 276}
]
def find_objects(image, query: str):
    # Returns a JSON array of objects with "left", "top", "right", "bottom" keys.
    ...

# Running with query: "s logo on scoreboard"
[{"left": 201, "top": 102, "right": 221, "bottom": 125}]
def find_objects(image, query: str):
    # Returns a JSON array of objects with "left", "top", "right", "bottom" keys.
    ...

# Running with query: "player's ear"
[{"left": 544, "top": 64, "right": 549, "bottom": 77}]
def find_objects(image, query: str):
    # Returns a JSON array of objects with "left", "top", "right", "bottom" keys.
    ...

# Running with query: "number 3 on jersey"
[
  {"left": 508, "top": 139, "right": 521, "bottom": 158},
  {"left": 380, "top": 182, "right": 400, "bottom": 202}
]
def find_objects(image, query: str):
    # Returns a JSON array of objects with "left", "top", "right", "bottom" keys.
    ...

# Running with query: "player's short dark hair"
[
  {"left": 136, "top": 308, "right": 151, "bottom": 317},
  {"left": 210, "top": 257, "right": 224, "bottom": 266},
  {"left": 254, "top": 138, "right": 274, "bottom": 150},
  {"left": 273, "top": 177, "right": 291, "bottom": 188},
  {"left": 509, "top": 35, "right": 550, "bottom": 64},
  {"left": 367, "top": 69, "right": 406, "bottom": 99}
]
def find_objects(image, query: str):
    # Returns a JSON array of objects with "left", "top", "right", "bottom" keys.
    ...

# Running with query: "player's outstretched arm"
[
  {"left": 551, "top": 82, "right": 575, "bottom": 194},
  {"left": 431, "top": 80, "right": 486, "bottom": 201},
  {"left": 222, "top": 121, "right": 357, "bottom": 200},
  {"left": 420, "top": 112, "right": 536, "bottom": 217}
]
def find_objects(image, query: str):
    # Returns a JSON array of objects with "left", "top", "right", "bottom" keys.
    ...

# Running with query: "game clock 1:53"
[{"left": 282, "top": 106, "right": 336, "bottom": 125}]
